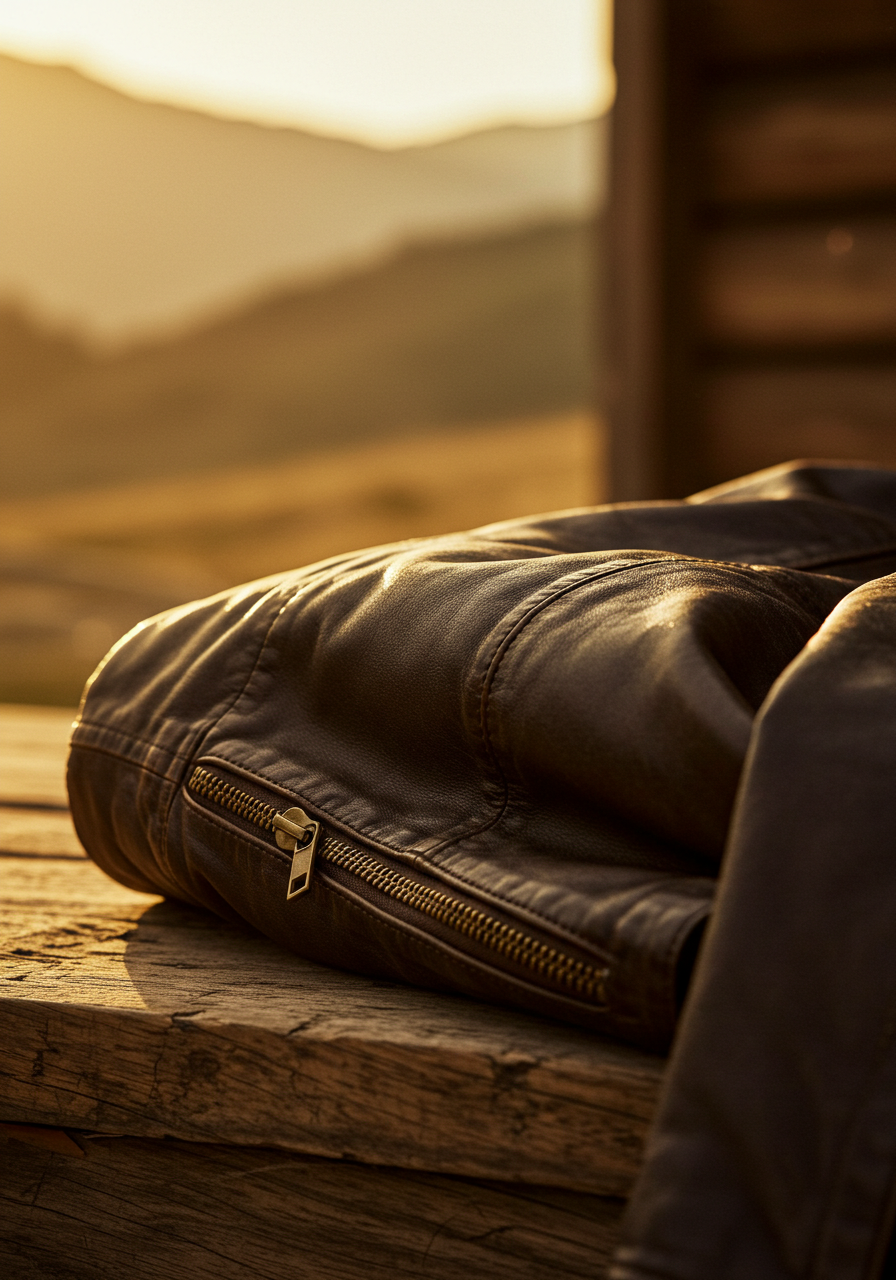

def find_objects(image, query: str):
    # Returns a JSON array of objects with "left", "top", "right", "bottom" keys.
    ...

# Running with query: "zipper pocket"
[
  {"left": 187, "top": 764, "right": 609, "bottom": 1006},
  {"left": 188, "top": 765, "right": 320, "bottom": 900}
]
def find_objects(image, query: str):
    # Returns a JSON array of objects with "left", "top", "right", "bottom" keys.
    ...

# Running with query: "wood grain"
[
  {"left": 705, "top": 364, "right": 896, "bottom": 481},
  {"left": 0, "top": 1131, "right": 626, "bottom": 1279},
  {"left": 1, "top": 793, "right": 662, "bottom": 1195},
  {"left": 707, "top": 72, "right": 896, "bottom": 205},
  {"left": 0, "top": 703, "right": 75, "bottom": 807},
  {"left": 0, "top": 854, "right": 660, "bottom": 1193},
  {"left": 698, "top": 0, "right": 896, "bottom": 62},
  {"left": 0, "top": 806, "right": 85, "bottom": 857},
  {"left": 0, "top": 617, "right": 643, "bottom": 1275},
  {"left": 703, "top": 218, "right": 896, "bottom": 347}
]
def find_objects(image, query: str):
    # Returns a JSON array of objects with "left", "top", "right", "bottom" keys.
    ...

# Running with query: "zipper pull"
[{"left": 273, "top": 807, "right": 320, "bottom": 900}]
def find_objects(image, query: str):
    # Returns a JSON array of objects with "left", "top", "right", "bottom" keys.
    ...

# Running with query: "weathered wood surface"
[
  {"left": 0, "top": 705, "right": 663, "bottom": 1196},
  {"left": 0, "top": 805, "right": 84, "bottom": 857},
  {"left": 699, "top": 0, "right": 896, "bottom": 62},
  {"left": 608, "top": 0, "right": 896, "bottom": 498},
  {"left": 0, "top": 852, "right": 660, "bottom": 1194},
  {"left": 707, "top": 72, "right": 896, "bottom": 205},
  {"left": 705, "top": 365, "right": 896, "bottom": 479},
  {"left": 0, "top": 1128, "right": 625, "bottom": 1279},
  {"left": 0, "top": 703, "right": 73, "bottom": 807},
  {"left": 704, "top": 218, "right": 896, "bottom": 348}
]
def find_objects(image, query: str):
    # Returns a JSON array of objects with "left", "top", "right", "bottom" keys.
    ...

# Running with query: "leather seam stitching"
[
  {"left": 185, "top": 802, "right": 606, "bottom": 1009},
  {"left": 68, "top": 738, "right": 174, "bottom": 783},
  {"left": 185, "top": 755, "right": 691, "bottom": 962},
  {"left": 189, "top": 755, "right": 431, "bottom": 869},
  {"left": 160, "top": 596, "right": 291, "bottom": 865},
  {"left": 74, "top": 720, "right": 195, "bottom": 761},
  {"left": 475, "top": 560, "right": 674, "bottom": 827}
]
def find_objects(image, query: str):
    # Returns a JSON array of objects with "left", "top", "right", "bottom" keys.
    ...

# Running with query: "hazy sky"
[{"left": 0, "top": 0, "right": 613, "bottom": 147}]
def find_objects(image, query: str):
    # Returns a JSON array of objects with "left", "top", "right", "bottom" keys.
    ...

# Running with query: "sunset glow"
[{"left": 0, "top": 0, "right": 612, "bottom": 146}]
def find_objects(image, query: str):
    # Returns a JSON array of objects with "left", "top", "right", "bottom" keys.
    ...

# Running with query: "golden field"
[{"left": 0, "top": 413, "right": 604, "bottom": 705}]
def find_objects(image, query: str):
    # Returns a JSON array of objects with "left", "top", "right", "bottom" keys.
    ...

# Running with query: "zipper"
[
  {"left": 187, "top": 764, "right": 608, "bottom": 1005},
  {"left": 188, "top": 765, "right": 320, "bottom": 900}
]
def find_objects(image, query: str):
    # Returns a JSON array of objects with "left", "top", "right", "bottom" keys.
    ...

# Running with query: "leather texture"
[
  {"left": 68, "top": 460, "right": 896, "bottom": 1273},
  {"left": 611, "top": 572, "right": 896, "bottom": 1280}
]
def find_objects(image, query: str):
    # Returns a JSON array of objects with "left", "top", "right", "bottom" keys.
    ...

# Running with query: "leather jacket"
[{"left": 68, "top": 460, "right": 896, "bottom": 1278}]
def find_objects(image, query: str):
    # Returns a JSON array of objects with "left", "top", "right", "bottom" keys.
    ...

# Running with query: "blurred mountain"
[
  {"left": 0, "top": 52, "right": 603, "bottom": 344},
  {"left": 0, "top": 307, "right": 89, "bottom": 400},
  {"left": 0, "top": 53, "right": 604, "bottom": 705},
  {"left": 0, "top": 217, "right": 598, "bottom": 501}
]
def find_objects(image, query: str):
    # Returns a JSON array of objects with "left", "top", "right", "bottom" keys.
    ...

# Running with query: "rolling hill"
[
  {"left": 0, "top": 52, "right": 602, "bottom": 344},
  {"left": 0, "top": 413, "right": 603, "bottom": 706},
  {"left": 0, "top": 54, "right": 603, "bottom": 705}
]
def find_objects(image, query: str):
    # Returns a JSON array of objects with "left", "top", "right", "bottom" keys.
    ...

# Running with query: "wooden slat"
[
  {"left": 703, "top": 217, "right": 896, "bottom": 347},
  {"left": 698, "top": 0, "right": 896, "bottom": 62},
  {"left": 0, "top": 842, "right": 661, "bottom": 1196},
  {"left": 704, "top": 364, "right": 896, "bottom": 481},
  {"left": 706, "top": 71, "right": 896, "bottom": 205},
  {"left": 0, "top": 703, "right": 74, "bottom": 807},
  {"left": 0, "top": 1132, "right": 626, "bottom": 1279},
  {"left": 608, "top": 0, "right": 896, "bottom": 499},
  {"left": 0, "top": 806, "right": 84, "bottom": 857}
]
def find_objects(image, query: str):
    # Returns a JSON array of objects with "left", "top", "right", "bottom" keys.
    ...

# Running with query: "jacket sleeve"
[{"left": 612, "top": 573, "right": 896, "bottom": 1279}]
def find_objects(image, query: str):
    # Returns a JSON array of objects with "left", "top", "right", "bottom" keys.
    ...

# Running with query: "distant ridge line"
[
  {"left": 0, "top": 218, "right": 600, "bottom": 500},
  {"left": 0, "top": 48, "right": 598, "bottom": 150},
  {"left": 0, "top": 52, "right": 603, "bottom": 342}
]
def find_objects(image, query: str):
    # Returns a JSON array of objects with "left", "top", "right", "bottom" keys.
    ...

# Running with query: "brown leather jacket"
[{"left": 68, "top": 461, "right": 896, "bottom": 1278}]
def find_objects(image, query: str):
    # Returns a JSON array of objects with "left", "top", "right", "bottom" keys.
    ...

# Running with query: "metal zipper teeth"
[
  {"left": 190, "top": 766, "right": 281, "bottom": 831},
  {"left": 188, "top": 765, "right": 608, "bottom": 1003}
]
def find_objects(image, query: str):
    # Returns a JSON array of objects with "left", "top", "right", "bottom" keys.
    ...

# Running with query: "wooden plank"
[
  {"left": 697, "top": 0, "right": 896, "bottom": 63},
  {"left": 704, "top": 364, "right": 896, "bottom": 482},
  {"left": 0, "top": 1130, "right": 626, "bottom": 1279},
  {"left": 0, "top": 703, "right": 74, "bottom": 807},
  {"left": 0, "top": 713, "right": 661, "bottom": 1195},
  {"left": 706, "top": 70, "right": 896, "bottom": 205},
  {"left": 0, "top": 806, "right": 85, "bottom": 857},
  {"left": 703, "top": 217, "right": 896, "bottom": 347},
  {"left": 0, "top": 847, "right": 662, "bottom": 1195},
  {"left": 0, "top": 1122, "right": 85, "bottom": 1157}
]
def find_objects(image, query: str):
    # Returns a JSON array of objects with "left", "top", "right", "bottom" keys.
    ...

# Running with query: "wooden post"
[
  {"left": 606, "top": 0, "right": 896, "bottom": 501},
  {"left": 606, "top": 0, "right": 666, "bottom": 501},
  {"left": 607, "top": 0, "right": 703, "bottom": 500}
]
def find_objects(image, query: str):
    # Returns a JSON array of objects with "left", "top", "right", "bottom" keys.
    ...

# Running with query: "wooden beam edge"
[{"left": 0, "top": 995, "right": 659, "bottom": 1196}]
